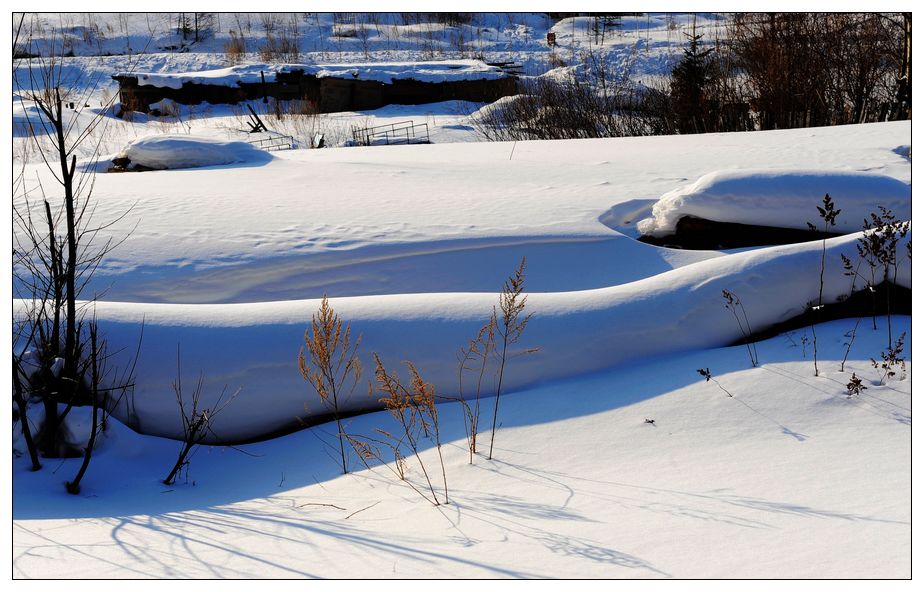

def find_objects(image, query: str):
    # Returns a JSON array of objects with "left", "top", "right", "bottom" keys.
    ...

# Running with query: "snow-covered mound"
[
  {"left": 116, "top": 135, "right": 271, "bottom": 170},
  {"left": 469, "top": 94, "right": 526, "bottom": 123},
  {"left": 637, "top": 170, "right": 911, "bottom": 237},
  {"left": 16, "top": 228, "right": 907, "bottom": 443}
]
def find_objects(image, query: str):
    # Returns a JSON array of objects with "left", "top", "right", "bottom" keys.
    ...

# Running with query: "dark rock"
[{"left": 111, "top": 156, "right": 131, "bottom": 169}]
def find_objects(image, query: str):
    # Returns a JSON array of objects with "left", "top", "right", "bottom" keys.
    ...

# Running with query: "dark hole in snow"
[{"left": 638, "top": 215, "right": 841, "bottom": 250}]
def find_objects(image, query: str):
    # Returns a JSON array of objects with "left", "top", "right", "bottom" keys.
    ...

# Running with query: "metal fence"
[
  {"left": 351, "top": 120, "right": 430, "bottom": 146},
  {"left": 245, "top": 133, "right": 296, "bottom": 151}
]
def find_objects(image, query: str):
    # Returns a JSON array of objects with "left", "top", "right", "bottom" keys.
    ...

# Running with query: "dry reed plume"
[{"left": 299, "top": 296, "right": 362, "bottom": 474}]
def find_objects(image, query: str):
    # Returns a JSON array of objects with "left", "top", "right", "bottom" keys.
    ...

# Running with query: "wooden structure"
[{"left": 113, "top": 65, "right": 517, "bottom": 114}]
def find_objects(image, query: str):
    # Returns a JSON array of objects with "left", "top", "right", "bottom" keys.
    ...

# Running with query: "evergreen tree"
[{"left": 670, "top": 30, "right": 715, "bottom": 133}]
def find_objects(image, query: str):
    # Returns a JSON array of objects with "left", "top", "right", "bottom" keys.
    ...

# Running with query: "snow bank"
[
  {"left": 119, "top": 60, "right": 507, "bottom": 89},
  {"left": 15, "top": 229, "right": 908, "bottom": 443},
  {"left": 116, "top": 135, "right": 271, "bottom": 170},
  {"left": 637, "top": 170, "right": 911, "bottom": 237},
  {"left": 469, "top": 94, "right": 526, "bottom": 124}
]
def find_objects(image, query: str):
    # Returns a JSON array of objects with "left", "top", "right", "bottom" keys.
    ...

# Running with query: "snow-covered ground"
[
  {"left": 13, "top": 319, "right": 911, "bottom": 578},
  {"left": 12, "top": 119, "right": 912, "bottom": 578},
  {"left": 17, "top": 12, "right": 724, "bottom": 78},
  {"left": 12, "top": 12, "right": 727, "bottom": 153},
  {"left": 11, "top": 12, "right": 912, "bottom": 580}
]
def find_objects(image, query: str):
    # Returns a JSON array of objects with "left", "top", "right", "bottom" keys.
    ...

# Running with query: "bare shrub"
[
  {"left": 488, "top": 257, "right": 533, "bottom": 460},
  {"left": 846, "top": 373, "right": 867, "bottom": 397},
  {"left": 857, "top": 208, "right": 911, "bottom": 347},
  {"left": 259, "top": 13, "right": 281, "bottom": 34},
  {"left": 839, "top": 254, "right": 868, "bottom": 372},
  {"left": 807, "top": 194, "right": 840, "bottom": 376},
  {"left": 722, "top": 289, "right": 758, "bottom": 367},
  {"left": 371, "top": 354, "right": 447, "bottom": 505},
  {"left": 298, "top": 296, "right": 362, "bottom": 474},
  {"left": 473, "top": 54, "right": 669, "bottom": 141},
  {"left": 455, "top": 315, "right": 496, "bottom": 463},
  {"left": 259, "top": 30, "right": 300, "bottom": 63},
  {"left": 163, "top": 348, "right": 239, "bottom": 486},
  {"left": 729, "top": 13, "right": 905, "bottom": 128},
  {"left": 871, "top": 332, "right": 906, "bottom": 385},
  {"left": 224, "top": 30, "right": 246, "bottom": 64},
  {"left": 433, "top": 13, "right": 473, "bottom": 26}
]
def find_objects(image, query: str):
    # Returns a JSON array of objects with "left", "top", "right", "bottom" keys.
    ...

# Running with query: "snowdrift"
[
  {"left": 15, "top": 229, "right": 909, "bottom": 443},
  {"left": 116, "top": 135, "right": 272, "bottom": 170},
  {"left": 469, "top": 94, "right": 526, "bottom": 124},
  {"left": 637, "top": 170, "right": 911, "bottom": 238}
]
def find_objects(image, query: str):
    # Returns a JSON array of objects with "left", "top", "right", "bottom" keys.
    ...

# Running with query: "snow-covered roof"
[{"left": 115, "top": 60, "right": 509, "bottom": 89}]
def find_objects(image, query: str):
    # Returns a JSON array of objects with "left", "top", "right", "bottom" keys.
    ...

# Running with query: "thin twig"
[{"left": 345, "top": 501, "right": 381, "bottom": 520}]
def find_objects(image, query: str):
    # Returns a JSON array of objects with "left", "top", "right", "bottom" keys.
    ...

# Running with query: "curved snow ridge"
[
  {"left": 16, "top": 230, "right": 908, "bottom": 442},
  {"left": 117, "top": 135, "right": 273, "bottom": 170},
  {"left": 637, "top": 169, "right": 911, "bottom": 237}
]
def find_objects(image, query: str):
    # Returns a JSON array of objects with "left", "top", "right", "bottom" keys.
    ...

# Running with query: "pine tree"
[{"left": 670, "top": 30, "right": 715, "bottom": 133}]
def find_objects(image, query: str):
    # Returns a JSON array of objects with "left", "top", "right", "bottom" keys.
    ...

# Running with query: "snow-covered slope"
[
  {"left": 12, "top": 122, "right": 912, "bottom": 442},
  {"left": 17, "top": 13, "right": 726, "bottom": 80},
  {"left": 13, "top": 122, "right": 911, "bottom": 304},
  {"left": 15, "top": 228, "right": 905, "bottom": 443}
]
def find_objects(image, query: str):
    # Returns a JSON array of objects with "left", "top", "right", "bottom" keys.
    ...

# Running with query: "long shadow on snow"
[
  {"left": 13, "top": 317, "right": 908, "bottom": 522},
  {"left": 58, "top": 234, "right": 700, "bottom": 304}
]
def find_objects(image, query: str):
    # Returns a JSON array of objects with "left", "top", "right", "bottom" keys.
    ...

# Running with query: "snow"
[
  {"left": 14, "top": 225, "right": 906, "bottom": 444},
  {"left": 12, "top": 119, "right": 912, "bottom": 444},
  {"left": 10, "top": 12, "right": 913, "bottom": 580},
  {"left": 121, "top": 60, "right": 508, "bottom": 89},
  {"left": 14, "top": 122, "right": 911, "bottom": 305},
  {"left": 13, "top": 318, "right": 911, "bottom": 578},
  {"left": 15, "top": 12, "right": 729, "bottom": 97},
  {"left": 468, "top": 94, "right": 526, "bottom": 123},
  {"left": 116, "top": 134, "right": 272, "bottom": 170},
  {"left": 638, "top": 169, "right": 912, "bottom": 237}
]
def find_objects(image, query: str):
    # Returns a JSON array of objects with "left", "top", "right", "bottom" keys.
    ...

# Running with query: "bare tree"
[
  {"left": 730, "top": 13, "right": 904, "bottom": 128},
  {"left": 13, "top": 16, "right": 146, "bottom": 457},
  {"left": 65, "top": 323, "right": 120, "bottom": 494}
]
